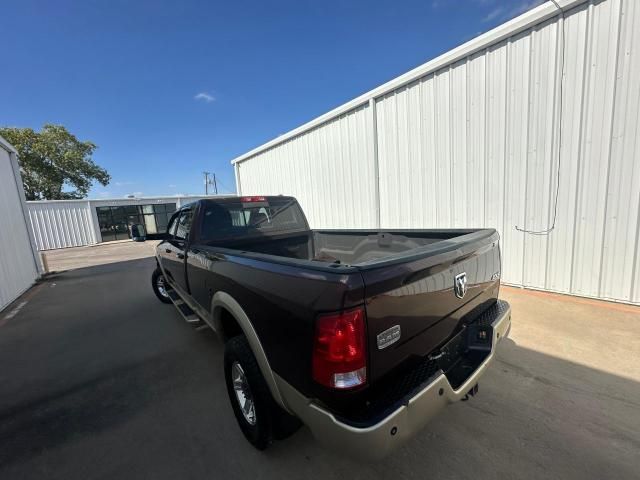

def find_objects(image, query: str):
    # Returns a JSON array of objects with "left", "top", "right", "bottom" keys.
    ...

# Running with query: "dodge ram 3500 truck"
[{"left": 151, "top": 196, "right": 511, "bottom": 460}]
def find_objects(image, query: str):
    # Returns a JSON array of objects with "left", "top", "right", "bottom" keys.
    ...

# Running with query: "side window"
[{"left": 174, "top": 209, "right": 193, "bottom": 241}]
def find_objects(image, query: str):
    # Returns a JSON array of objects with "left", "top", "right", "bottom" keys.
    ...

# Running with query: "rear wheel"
[
  {"left": 224, "top": 335, "right": 301, "bottom": 450},
  {"left": 152, "top": 267, "right": 172, "bottom": 304}
]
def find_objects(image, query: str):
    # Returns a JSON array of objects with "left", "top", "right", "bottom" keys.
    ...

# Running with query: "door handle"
[
  {"left": 177, "top": 253, "right": 185, "bottom": 259},
  {"left": 165, "top": 249, "right": 171, "bottom": 254}
]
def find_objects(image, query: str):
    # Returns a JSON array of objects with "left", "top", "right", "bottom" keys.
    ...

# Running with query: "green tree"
[{"left": 0, "top": 124, "right": 110, "bottom": 200}]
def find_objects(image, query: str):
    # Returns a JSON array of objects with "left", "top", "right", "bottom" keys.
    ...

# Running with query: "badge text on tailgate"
[{"left": 377, "top": 325, "right": 401, "bottom": 350}]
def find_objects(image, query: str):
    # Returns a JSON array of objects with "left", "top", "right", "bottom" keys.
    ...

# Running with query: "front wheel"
[{"left": 152, "top": 267, "right": 172, "bottom": 304}]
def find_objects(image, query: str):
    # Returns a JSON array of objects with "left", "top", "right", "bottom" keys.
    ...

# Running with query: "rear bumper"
[{"left": 276, "top": 300, "right": 511, "bottom": 461}]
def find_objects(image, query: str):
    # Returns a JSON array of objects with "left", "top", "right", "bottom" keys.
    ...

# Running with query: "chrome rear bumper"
[{"left": 276, "top": 300, "right": 512, "bottom": 461}]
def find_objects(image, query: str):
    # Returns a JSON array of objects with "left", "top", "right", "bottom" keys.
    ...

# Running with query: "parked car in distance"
[{"left": 151, "top": 195, "right": 511, "bottom": 460}]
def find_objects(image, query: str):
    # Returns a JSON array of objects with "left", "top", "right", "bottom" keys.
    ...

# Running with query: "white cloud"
[
  {"left": 97, "top": 191, "right": 111, "bottom": 197},
  {"left": 482, "top": 5, "right": 505, "bottom": 22},
  {"left": 434, "top": 0, "right": 543, "bottom": 22},
  {"left": 114, "top": 181, "right": 134, "bottom": 187},
  {"left": 168, "top": 184, "right": 177, "bottom": 188},
  {"left": 482, "top": 0, "right": 544, "bottom": 23},
  {"left": 131, "top": 191, "right": 144, "bottom": 197},
  {"left": 510, "top": 0, "right": 545, "bottom": 16},
  {"left": 194, "top": 92, "right": 215, "bottom": 103}
]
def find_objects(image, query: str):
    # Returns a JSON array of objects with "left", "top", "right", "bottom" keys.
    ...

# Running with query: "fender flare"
[{"left": 211, "top": 291, "right": 291, "bottom": 413}]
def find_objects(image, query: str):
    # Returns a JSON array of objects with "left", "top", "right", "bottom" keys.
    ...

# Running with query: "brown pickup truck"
[{"left": 151, "top": 195, "right": 511, "bottom": 460}]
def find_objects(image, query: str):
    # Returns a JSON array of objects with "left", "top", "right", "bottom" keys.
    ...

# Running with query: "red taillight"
[
  {"left": 312, "top": 307, "right": 367, "bottom": 389},
  {"left": 240, "top": 196, "right": 266, "bottom": 202}
]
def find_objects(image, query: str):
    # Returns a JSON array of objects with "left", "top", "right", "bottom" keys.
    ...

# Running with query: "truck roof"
[{"left": 199, "top": 195, "right": 296, "bottom": 204}]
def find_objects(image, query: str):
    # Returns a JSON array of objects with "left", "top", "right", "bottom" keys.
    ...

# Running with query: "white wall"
[
  {"left": 237, "top": 105, "right": 378, "bottom": 228},
  {"left": 233, "top": 0, "right": 640, "bottom": 305},
  {"left": 0, "top": 137, "right": 40, "bottom": 311}
]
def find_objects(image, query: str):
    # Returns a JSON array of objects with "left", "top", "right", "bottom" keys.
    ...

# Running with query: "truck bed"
[
  {"left": 209, "top": 228, "right": 483, "bottom": 267},
  {"left": 200, "top": 225, "right": 501, "bottom": 397}
]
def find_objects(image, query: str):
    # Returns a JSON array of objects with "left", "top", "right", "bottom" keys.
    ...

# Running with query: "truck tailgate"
[{"left": 360, "top": 230, "right": 501, "bottom": 383}]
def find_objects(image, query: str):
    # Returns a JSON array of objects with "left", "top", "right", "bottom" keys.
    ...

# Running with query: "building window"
[{"left": 96, "top": 203, "right": 177, "bottom": 242}]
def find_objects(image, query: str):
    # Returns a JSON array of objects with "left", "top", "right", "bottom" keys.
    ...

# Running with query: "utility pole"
[
  {"left": 203, "top": 171, "right": 210, "bottom": 195},
  {"left": 203, "top": 171, "right": 218, "bottom": 195}
]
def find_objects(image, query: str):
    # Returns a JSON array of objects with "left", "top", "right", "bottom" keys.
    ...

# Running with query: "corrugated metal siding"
[
  {"left": 28, "top": 201, "right": 96, "bottom": 250},
  {"left": 0, "top": 145, "right": 39, "bottom": 311},
  {"left": 237, "top": 105, "right": 377, "bottom": 228},
  {"left": 234, "top": 0, "right": 640, "bottom": 305}
]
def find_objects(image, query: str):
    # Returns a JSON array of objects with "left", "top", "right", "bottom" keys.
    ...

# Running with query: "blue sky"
[{"left": 1, "top": 0, "right": 543, "bottom": 198}]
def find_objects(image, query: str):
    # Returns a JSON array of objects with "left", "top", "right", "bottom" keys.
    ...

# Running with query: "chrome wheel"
[
  {"left": 232, "top": 361, "right": 256, "bottom": 425},
  {"left": 156, "top": 275, "right": 169, "bottom": 298}
]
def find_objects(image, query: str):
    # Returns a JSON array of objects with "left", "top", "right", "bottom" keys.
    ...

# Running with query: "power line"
[{"left": 213, "top": 177, "right": 234, "bottom": 194}]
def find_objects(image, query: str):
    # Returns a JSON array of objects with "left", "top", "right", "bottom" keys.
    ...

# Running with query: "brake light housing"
[
  {"left": 240, "top": 196, "right": 266, "bottom": 202},
  {"left": 312, "top": 307, "right": 367, "bottom": 389}
]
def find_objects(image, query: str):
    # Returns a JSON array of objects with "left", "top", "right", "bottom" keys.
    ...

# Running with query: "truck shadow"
[{"left": 262, "top": 342, "right": 640, "bottom": 479}]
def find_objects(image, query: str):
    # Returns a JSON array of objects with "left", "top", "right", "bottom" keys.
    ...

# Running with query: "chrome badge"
[
  {"left": 454, "top": 272, "right": 468, "bottom": 299},
  {"left": 377, "top": 325, "right": 401, "bottom": 350}
]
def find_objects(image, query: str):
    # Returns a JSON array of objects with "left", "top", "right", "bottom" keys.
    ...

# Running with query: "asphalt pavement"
[{"left": 0, "top": 254, "right": 638, "bottom": 479}]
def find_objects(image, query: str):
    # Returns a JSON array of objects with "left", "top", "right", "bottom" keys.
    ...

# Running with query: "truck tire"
[
  {"left": 224, "top": 335, "right": 300, "bottom": 450},
  {"left": 152, "top": 267, "right": 172, "bottom": 304}
]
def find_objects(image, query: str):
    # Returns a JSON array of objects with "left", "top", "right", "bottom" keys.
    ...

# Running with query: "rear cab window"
[
  {"left": 175, "top": 209, "right": 193, "bottom": 241},
  {"left": 198, "top": 197, "right": 306, "bottom": 242},
  {"left": 166, "top": 212, "right": 180, "bottom": 237}
]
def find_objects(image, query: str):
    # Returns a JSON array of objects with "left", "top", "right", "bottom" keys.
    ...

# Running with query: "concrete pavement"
[
  {"left": 0, "top": 247, "right": 638, "bottom": 479},
  {"left": 42, "top": 240, "right": 160, "bottom": 272}
]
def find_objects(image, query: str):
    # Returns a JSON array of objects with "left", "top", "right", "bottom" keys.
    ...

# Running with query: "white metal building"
[
  {"left": 232, "top": 0, "right": 640, "bottom": 305},
  {"left": 27, "top": 196, "right": 212, "bottom": 250},
  {"left": 0, "top": 136, "right": 41, "bottom": 312}
]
